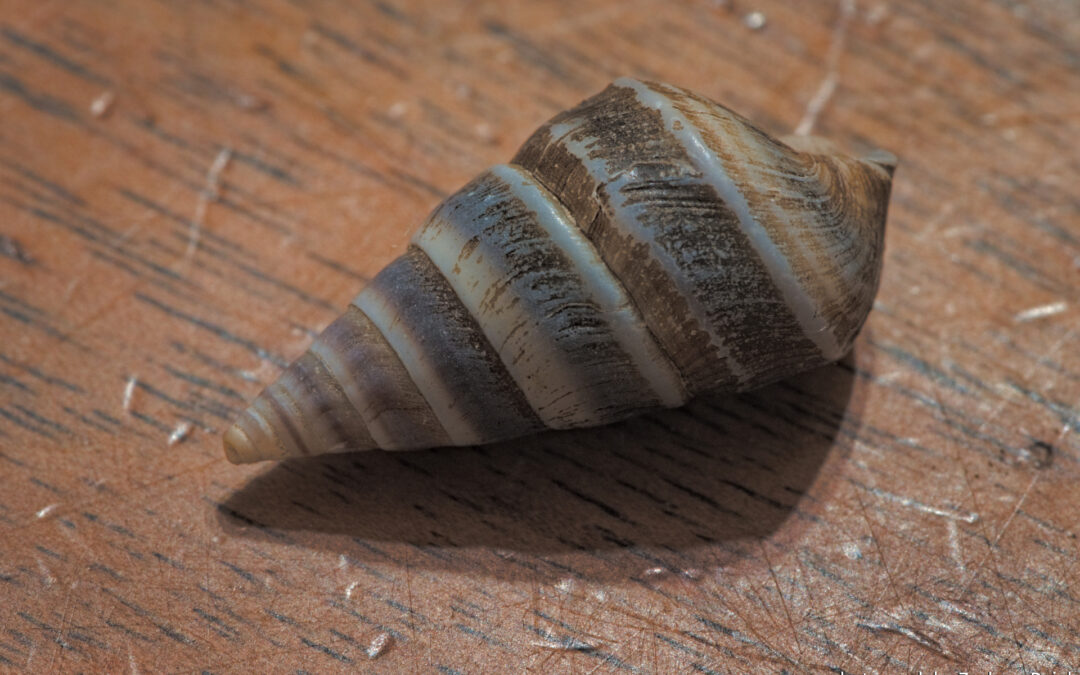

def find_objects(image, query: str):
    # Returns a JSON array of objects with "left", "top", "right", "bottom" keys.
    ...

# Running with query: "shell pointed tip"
[
  {"left": 862, "top": 149, "right": 898, "bottom": 177},
  {"left": 223, "top": 423, "right": 260, "bottom": 464}
]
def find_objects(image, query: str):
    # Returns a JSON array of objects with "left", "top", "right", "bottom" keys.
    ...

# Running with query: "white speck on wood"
[
  {"left": 345, "top": 580, "right": 359, "bottom": 599},
  {"left": 842, "top": 542, "right": 862, "bottom": 560},
  {"left": 90, "top": 91, "right": 115, "bottom": 118},
  {"left": 36, "top": 558, "right": 55, "bottom": 587},
  {"left": 122, "top": 376, "right": 138, "bottom": 412},
  {"left": 35, "top": 504, "right": 59, "bottom": 519},
  {"left": 387, "top": 101, "right": 408, "bottom": 119},
  {"left": 795, "top": 0, "right": 855, "bottom": 136},
  {"left": 555, "top": 577, "right": 574, "bottom": 593},
  {"left": 167, "top": 421, "right": 192, "bottom": 446},
  {"left": 1014, "top": 300, "right": 1067, "bottom": 322},
  {"left": 643, "top": 566, "right": 665, "bottom": 576},
  {"left": 366, "top": 632, "right": 392, "bottom": 659},
  {"left": 742, "top": 11, "right": 767, "bottom": 30},
  {"left": 474, "top": 121, "right": 496, "bottom": 144}
]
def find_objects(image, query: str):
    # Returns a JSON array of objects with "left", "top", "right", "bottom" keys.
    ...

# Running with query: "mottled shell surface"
[{"left": 224, "top": 78, "right": 896, "bottom": 464}]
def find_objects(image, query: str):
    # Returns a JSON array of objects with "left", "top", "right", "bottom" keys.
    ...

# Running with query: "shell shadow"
[{"left": 217, "top": 352, "right": 860, "bottom": 581}]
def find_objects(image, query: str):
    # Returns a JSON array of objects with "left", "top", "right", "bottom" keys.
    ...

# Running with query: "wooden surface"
[{"left": 1, "top": 0, "right": 1078, "bottom": 671}]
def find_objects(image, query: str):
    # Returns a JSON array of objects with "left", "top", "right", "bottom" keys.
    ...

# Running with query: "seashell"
[{"left": 223, "top": 77, "right": 896, "bottom": 464}]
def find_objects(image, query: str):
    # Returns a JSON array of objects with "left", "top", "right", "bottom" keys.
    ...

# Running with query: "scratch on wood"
[
  {"left": 857, "top": 482, "right": 980, "bottom": 523},
  {"left": 795, "top": 0, "right": 855, "bottom": 136},
  {"left": 854, "top": 490, "right": 912, "bottom": 623},
  {"left": 345, "top": 580, "right": 359, "bottom": 599},
  {"left": 960, "top": 472, "right": 1039, "bottom": 594},
  {"left": 857, "top": 621, "right": 952, "bottom": 659},
  {"left": 122, "top": 376, "right": 137, "bottom": 413},
  {"left": 946, "top": 518, "right": 965, "bottom": 573},
  {"left": 186, "top": 147, "right": 233, "bottom": 264},
  {"left": 1014, "top": 300, "right": 1067, "bottom": 322},
  {"left": 759, "top": 542, "right": 805, "bottom": 665}
]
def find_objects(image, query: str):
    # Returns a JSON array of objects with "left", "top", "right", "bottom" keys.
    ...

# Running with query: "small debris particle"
[
  {"left": 206, "top": 148, "right": 233, "bottom": 197},
  {"left": 345, "top": 581, "right": 359, "bottom": 599},
  {"left": 0, "top": 235, "right": 33, "bottom": 264},
  {"left": 387, "top": 101, "right": 408, "bottom": 120},
  {"left": 643, "top": 567, "right": 665, "bottom": 577},
  {"left": 37, "top": 558, "right": 55, "bottom": 587},
  {"left": 90, "top": 91, "right": 115, "bottom": 118},
  {"left": 743, "top": 11, "right": 767, "bottom": 30},
  {"left": 842, "top": 542, "right": 862, "bottom": 560},
  {"left": 555, "top": 577, "right": 574, "bottom": 593},
  {"left": 167, "top": 421, "right": 193, "bottom": 446},
  {"left": 36, "top": 504, "right": 59, "bottom": 519},
  {"left": 474, "top": 121, "right": 496, "bottom": 145},
  {"left": 123, "top": 376, "right": 138, "bottom": 412},
  {"left": 1017, "top": 441, "right": 1053, "bottom": 469},
  {"left": 1014, "top": 301, "right": 1067, "bottom": 322},
  {"left": 366, "top": 632, "right": 392, "bottom": 659},
  {"left": 866, "top": 3, "right": 889, "bottom": 25}
]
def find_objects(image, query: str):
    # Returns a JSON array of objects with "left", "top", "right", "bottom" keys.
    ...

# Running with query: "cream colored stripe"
[
  {"left": 351, "top": 288, "right": 481, "bottom": 445},
  {"left": 616, "top": 77, "right": 844, "bottom": 360},
  {"left": 545, "top": 119, "right": 748, "bottom": 383},
  {"left": 411, "top": 175, "right": 588, "bottom": 427},
  {"left": 307, "top": 340, "right": 395, "bottom": 450},
  {"left": 491, "top": 164, "right": 687, "bottom": 408}
]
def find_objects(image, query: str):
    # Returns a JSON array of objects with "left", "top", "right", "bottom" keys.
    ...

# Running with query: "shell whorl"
[{"left": 223, "top": 78, "right": 894, "bottom": 463}]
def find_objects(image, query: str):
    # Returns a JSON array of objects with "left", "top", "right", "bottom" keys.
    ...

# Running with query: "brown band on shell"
[
  {"left": 514, "top": 84, "right": 822, "bottom": 393},
  {"left": 272, "top": 351, "right": 376, "bottom": 456},
  {"left": 354, "top": 246, "right": 545, "bottom": 445},
  {"left": 312, "top": 305, "right": 451, "bottom": 450},
  {"left": 415, "top": 166, "right": 685, "bottom": 428},
  {"left": 644, "top": 81, "right": 888, "bottom": 357}
]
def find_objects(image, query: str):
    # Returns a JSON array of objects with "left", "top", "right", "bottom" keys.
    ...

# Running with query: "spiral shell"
[{"left": 223, "top": 78, "right": 895, "bottom": 463}]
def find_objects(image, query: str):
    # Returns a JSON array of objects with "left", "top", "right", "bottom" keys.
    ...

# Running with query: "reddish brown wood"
[{"left": 1, "top": 1, "right": 1078, "bottom": 672}]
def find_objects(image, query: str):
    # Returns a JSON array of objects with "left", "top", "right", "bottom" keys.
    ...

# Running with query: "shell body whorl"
[{"left": 223, "top": 78, "right": 895, "bottom": 464}]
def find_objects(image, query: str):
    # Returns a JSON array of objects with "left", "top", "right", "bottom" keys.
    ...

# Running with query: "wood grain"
[{"left": 1, "top": 0, "right": 1078, "bottom": 671}]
